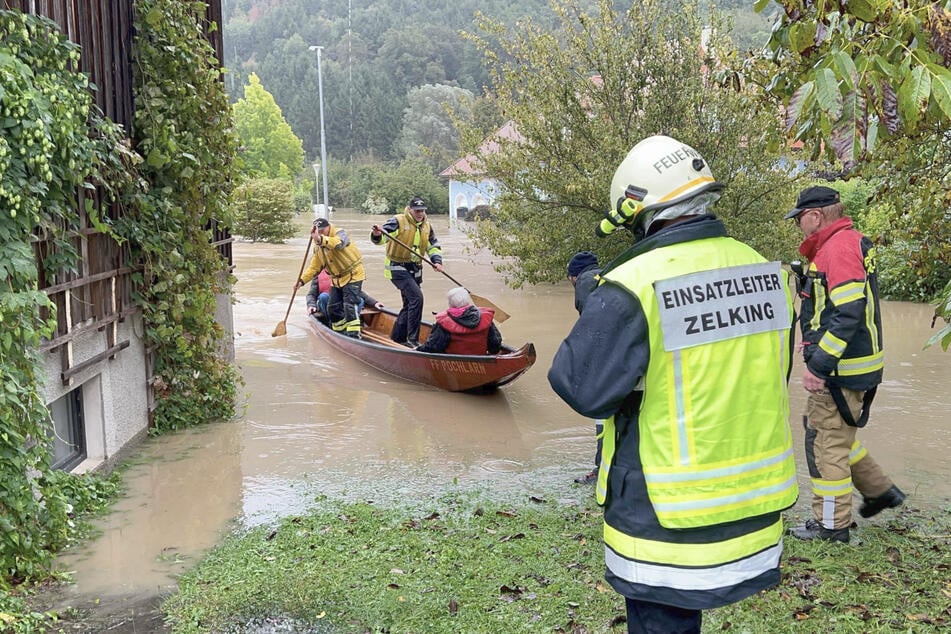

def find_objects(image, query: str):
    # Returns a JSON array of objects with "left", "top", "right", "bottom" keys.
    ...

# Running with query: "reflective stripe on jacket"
[
  {"left": 301, "top": 224, "right": 366, "bottom": 287},
  {"left": 797, "top": 217, "right": 883, "bottom": 390}
]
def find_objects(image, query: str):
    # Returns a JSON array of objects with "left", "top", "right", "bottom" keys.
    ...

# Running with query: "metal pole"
[
  {"left": 315, "top": 46, "right": 330, "bottom": 215},
  {"left": 312, "top": 162, "right": 320, "bottom": 219}
]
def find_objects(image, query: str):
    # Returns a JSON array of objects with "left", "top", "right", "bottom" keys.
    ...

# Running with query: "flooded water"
[{"left": 56, "top": 211, "right": 951, "bottom": 607}]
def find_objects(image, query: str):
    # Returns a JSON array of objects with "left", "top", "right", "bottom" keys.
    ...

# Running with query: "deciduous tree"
[
  {"left": 232, "top": 73, "right": 305, "bottom": 179},
  {"left": 232, "top": 178, "right": 296, "bottom": 243},
  {"left": 396, "top": 84, "right": 474, "bottom": 172},
  {"left": 752, "top": 0, "right": 951, "bottom": 345},
  {"left": 464, "top": 0, "right": 804, "bottom": 286}
]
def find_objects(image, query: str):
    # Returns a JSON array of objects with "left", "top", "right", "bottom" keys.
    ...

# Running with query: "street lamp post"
[
  {"left": 308, "top": 45, "right": 330, "bottom": 219},
  {"left": 312, "top": 162, "right": 321, "bottom": 220}
]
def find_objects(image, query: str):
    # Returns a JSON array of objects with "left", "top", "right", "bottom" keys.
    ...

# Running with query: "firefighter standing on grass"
[
  {"left": 785, "top": 185, "right": 904, "bottom": 544},
  {"left": 549, "top": 135, "right": 799, "bottom": 634}
]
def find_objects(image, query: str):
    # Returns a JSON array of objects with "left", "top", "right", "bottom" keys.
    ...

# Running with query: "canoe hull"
[{"left": 306, "top": 309, "right": 535, "bottom": 392}]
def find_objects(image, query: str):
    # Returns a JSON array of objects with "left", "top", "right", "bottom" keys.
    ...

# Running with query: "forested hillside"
[
  {"left": 222, "top": 0, "right": 552, "bottom": 162},
  {"left": 221, "top": 0, "right": 774, "bottom": 165}
]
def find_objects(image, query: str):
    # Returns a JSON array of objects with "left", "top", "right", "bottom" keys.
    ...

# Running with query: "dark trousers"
[
  {"left": 625, "top": 598, "right": 701, "bottom": 634},
  {"left": 389, "top": 271, "right": 424, "bottom": 344},
  {"left": 328, "top": 282, "right": 362, "bottom": 329}
]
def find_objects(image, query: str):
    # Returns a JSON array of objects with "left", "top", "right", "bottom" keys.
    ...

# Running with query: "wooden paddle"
[
  {"left": 377, "top": 229, "right": 510, "bottom": 322},
  {"left": 272, "top": 234, "right": 314, "bottom": 337}
]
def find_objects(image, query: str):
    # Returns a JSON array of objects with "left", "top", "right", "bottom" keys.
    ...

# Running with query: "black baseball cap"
[
  {"left": 566, "top": 251, "right": 598, "bottom": 277},
  {"left": 784, "top": 186, "right": 840, "bottom": 220},
  {"left": 313, "top": 217, "right": 330, "bottom": 228},
  {"left": 409, "top": 197, "right": 427, "bottom": 209}
]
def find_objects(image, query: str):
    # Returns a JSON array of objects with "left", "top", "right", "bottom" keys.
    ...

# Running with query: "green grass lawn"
[{"left": 162, "top": 491, "right": 950, "bottom": 633}]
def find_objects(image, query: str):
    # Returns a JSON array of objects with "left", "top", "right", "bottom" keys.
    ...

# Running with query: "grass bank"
[{"left": 163, "top": 490, "right": 950, "bottom": 633}]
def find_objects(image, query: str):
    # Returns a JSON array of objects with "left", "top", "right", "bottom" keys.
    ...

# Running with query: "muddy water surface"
[{"left": 56, "top": 211, "right": 951, "bottom": 607}]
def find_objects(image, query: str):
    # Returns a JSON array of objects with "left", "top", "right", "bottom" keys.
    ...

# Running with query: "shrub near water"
[
  {"left": 231, "top": 177, "right": 296, "bottom": 243},
  {"left": 165, "top": 494, "right": 951, "bottom": 633}
]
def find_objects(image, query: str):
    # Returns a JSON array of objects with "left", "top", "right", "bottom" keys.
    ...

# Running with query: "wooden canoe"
[{"left": 306, "top": 307, "right": 535, "bottom": 392}]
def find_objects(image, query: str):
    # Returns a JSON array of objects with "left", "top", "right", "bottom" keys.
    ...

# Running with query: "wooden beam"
[{"left": 61, "top": 340, "right": 130, "bottom": 384}]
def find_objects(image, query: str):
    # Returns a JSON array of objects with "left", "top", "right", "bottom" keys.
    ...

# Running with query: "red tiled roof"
[{"left": 440, "top": 120, "right": 523, "bottom": 177}]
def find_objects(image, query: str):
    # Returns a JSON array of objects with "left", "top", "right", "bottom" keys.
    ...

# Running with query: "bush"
[
  {"left": 232, "top": 178, "right": 296, "bottom": 243},
  {"left": 878, "top": 239, "right": 951, "bottom": 302},
  {"left": 326, "top": 157, "right": 448, "bottom": 215},
  {"left": 848, "top": 180, "right": 951, "bottom": 302}
]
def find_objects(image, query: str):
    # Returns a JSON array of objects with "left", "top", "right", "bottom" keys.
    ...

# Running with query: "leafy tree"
[
  {"left": 396, "top": 84, "right": 474, "bottom": 172},
  {"left": 232, "top": 72, "right": 305, "bottom": 178},
  {"left": 469, "top": 94, "right": 506, "bottom": 139},
  {"left": 326, "top": 157, "right": 386, "bottom": 210},
  {"left": 321, "top": 156, "right": 443, "bottom": 213},
  {"left": 751, "top": 0, "right": 951, "bottom": 346},
  {"left": 232, "top": 178, "right": 297, "bottom": 243},
  {"left": 368, "top": 159, "right": 449, "bottom": 214},
  {"left": 463, "top": 0, "right": 804, "bottom": 286},
  {"left": 857, "top": 137, "right": 951, "bottom": 303},
  {"left": 755, "top": 0, "right": 951, "bottom": 167}
]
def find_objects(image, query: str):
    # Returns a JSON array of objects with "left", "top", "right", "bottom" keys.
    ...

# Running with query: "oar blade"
[
  {"left": 471, "top": 293, "right": 510, "bottom": 323},
  {"left": 271, "top": 321, "right": 287, "bottom": 337}
]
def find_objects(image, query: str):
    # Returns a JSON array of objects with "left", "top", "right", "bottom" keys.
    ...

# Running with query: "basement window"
[{"left": 48, "top": 388, "right": 86, "bottom": 472}]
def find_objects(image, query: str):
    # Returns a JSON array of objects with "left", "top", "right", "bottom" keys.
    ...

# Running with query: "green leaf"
[
  {"left": 846, "top": 0, "right": 882, "bottom": 22},
  {"left": 897, "top": 65, "right": 931, "bottom": 129},
  {"left": 869, "top": 53, "right": 896, "bottom": 77},
  {"left": 145, "top": 7, "right": 163, "bottom": 26},
  {"left": 831, "top": 51, "right": 858, "bottom": 90},
  {"left": 146, "top": 148, "right": 168, "bottom": 168},
  {"left": 789, "top": 21, "right": 817, "bottom": 55},
  {"left": 927, "top": 64, "right": 951, "bottom": 121},
  {"left": 815, "top": 68, "right": 842, "bottom": 120},
  {"left": 753, "top": 0, "right": 771, "bottom": 12}
]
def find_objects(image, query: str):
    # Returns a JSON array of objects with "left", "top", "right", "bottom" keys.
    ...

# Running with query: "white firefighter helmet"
[{"left": 608, "top": 135, "right": 723, "bottom": 232}]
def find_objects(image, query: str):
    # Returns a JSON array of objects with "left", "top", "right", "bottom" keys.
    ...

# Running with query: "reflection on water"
[{"left": 56, "top": 212, "right": 951, "bottom": 600}]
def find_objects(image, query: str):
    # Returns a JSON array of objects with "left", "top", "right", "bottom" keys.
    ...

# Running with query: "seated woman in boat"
[
  {"left": 307, "top": 269, "right": 383, "bottom": 327},
  {"left": 417, "top": 287, "right": 502, "bottom": 355}
]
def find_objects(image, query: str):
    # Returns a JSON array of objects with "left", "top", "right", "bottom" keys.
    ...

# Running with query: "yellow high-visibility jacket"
[{"left": 549, "top": 216, "right": 798, "bottom": 609}]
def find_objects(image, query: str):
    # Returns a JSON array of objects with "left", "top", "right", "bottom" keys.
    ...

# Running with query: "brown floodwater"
[{"left": 56, "top": 211, "right": 951, "bottom": 605}]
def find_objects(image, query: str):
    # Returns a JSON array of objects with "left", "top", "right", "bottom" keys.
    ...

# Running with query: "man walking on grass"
[{"left": 785, "top": 186, "right": 904, "bottom": 544}]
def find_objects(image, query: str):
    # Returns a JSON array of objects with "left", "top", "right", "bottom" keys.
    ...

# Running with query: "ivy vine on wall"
[
  {"left": 122, "top": 0, "right": 240, "bottom": 433},
  {"left": 0, "top": 0, "right": 240, "bottom": 587},
  {"left": 0, "top": 9, "right": 101, "bottom": 586}
]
